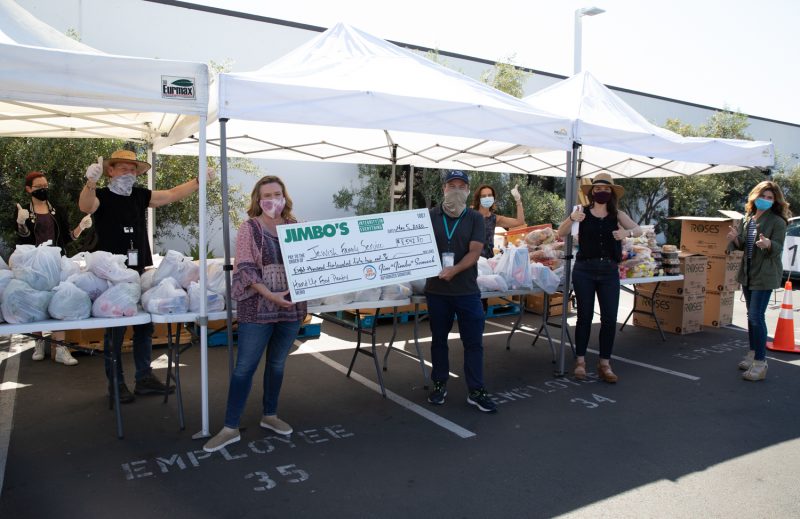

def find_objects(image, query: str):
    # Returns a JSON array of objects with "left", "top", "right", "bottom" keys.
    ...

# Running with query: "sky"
[{"left": 193, "top": 0, "right": 800, "bottom": 125}]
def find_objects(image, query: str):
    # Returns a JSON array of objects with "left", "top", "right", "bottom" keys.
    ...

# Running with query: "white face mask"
[
  {"left": 480, "top": 196, "right": 494, "bottom": 208},
  {"left": 109, "top": 174, "right": 136, "bottom": 196},
  {"left": 442, "top": 188, "right": 468, "bottom": 217},
  {"left": 259, "top": 197, "right": 286, "bottom": 218}
]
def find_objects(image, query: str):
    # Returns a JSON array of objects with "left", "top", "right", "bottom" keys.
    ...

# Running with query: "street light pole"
[{"left": 574, "top": 6, "right": 605, "bottom": 74}]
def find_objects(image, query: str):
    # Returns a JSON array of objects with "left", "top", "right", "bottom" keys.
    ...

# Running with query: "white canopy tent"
[
  {"left": 484, "top": 71, "right": 774, "bottom": 179},
  {"left": 0, "top": 0, "right": 212, "bottom": 437},
  {"left": 504, "top": 71, "right": 775, "bottom": 374},
  {"left": 158, "top": 23, "right": 575, "bottom": 172},
  {"left": 157, "top": 22, "right": 577, "bottom": 392}
]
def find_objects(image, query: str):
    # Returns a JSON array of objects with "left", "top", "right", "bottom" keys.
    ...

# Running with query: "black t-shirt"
[
  {"left": 425, "top": 205, "right": 484, "bottom": 296},
  {"left": 576, "top": 207, "right": 622, "bottom": 262},
  {"left": 93, "top": 186, "right": 152, "bottom": 272}
]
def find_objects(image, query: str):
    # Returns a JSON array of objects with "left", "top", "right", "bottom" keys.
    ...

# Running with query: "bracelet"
[{"left": 569, "top": 215, "right": 575, "bottom": 222}]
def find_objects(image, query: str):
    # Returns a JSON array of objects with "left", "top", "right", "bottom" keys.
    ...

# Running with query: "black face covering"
[
  {"left": 593, "top": 190, "right": 612, "bottom": 204},
  {"left": 31, "top": 188, "right": 49, "bottom": 201}
]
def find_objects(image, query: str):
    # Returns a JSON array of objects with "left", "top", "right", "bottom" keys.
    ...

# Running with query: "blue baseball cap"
[{"left": 443, "top": 170, "right": 469, "bottom": 184}]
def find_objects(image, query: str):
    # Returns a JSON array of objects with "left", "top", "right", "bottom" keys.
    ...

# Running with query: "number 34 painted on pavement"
[{"left": 570, "top": 393, "right": 616, "bottom": 409}]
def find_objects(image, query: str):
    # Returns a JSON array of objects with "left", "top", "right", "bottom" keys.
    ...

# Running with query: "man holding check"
[{"left": 424, "top": 170, "right": 496, "bottom": 413}]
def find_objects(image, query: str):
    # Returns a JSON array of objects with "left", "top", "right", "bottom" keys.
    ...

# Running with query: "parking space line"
[
  {"left": 484, "top": 321, "right": 701, "bottom": 381},
  {"left": 304, "top": 345, "right": 476, "bottom": 439},
  {"left": 587, "top": 349, "right": 701, "bottom": 381},
  {"left": 0, "top": 339, "right": 27, "bottom": 498},
  {"left": 766, "top": 356, "right": 800, "bottom": 367}
]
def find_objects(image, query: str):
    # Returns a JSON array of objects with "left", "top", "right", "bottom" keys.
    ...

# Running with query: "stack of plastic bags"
[
  {"left": 2, "top": 242, "right": 62, "bottom": 323},
  {"left": 141, "top": 251, "right": 227, "bottom": 314}
]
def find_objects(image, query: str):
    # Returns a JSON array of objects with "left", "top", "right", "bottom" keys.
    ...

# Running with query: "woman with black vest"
[{"left": 557, "top": 173, "right": 641, "bottom": 383}]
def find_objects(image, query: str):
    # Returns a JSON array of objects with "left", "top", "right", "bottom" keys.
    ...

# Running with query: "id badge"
[
  {"left": 442, "top": 252, "right": 454, "bottom": 268},
  {"left": 128, "top": 249, "right": 139, "bottom": 267}
]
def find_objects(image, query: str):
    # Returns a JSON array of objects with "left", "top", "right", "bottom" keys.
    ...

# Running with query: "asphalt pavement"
[{"left": 1, "top": 289, "right": 799, "bottom": 519}]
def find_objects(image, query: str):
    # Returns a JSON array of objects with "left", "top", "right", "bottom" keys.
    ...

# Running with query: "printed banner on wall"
[{"left": 278, "top": 209, "right": 442, "bottom": 302}]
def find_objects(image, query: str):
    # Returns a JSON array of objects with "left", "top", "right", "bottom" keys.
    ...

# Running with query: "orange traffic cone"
[{"left": 767, "top": 281, "right": 800, "bottom": 353}]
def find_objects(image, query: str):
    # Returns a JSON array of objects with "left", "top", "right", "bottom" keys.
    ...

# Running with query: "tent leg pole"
[
  {"left": 408, "top": 165, "right": 414, "bottom": 210},
  {"left": 557, "top": 142, "right": 580, "bottom": 377},
  {"left": 194, "top": 116, "right": 211, "bottom": 439},
  {"left": 146, "top": 145, "right": 155, "bottom": 253},
  {"left": 219, "top": 118, "right": 235, "bottom": 382}
]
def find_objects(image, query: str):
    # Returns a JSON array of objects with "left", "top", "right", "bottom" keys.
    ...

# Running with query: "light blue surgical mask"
[
  {"left": 480, "top": 196, "right": 494, "bottom": 208},
  {"left": 754, "top": 198, "right": 773, "bottom": 211}
]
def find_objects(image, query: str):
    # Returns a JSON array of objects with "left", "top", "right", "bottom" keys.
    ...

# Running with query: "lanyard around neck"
[{"left": 443, "top": 208, "right": 466, "bottom": 243}]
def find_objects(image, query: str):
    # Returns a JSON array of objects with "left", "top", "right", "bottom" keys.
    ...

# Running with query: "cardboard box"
[
  {"left": 703, "top": 290, "right": 735, "bottom": 327},
  {"left": 673, "top": 210, "right": 744, "bottom": 256},
  {"left": 633, "top": 293, "right": 705, "bottom": 335},
  {"left": 65, "top": 323, "right": 174, "bottom": 351},
  {"left": 706, "top": 252, "right": 743, "bottom": 292},
  {"left": 525, "top": 292, "right": 571, "bottom": 316},
  {"left": 639, "top": 252, "right": 707, "bottom": 296}
]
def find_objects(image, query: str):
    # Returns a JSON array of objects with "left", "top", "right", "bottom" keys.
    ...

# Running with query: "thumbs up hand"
[
  {"left": 16, "top": 203, "right": 29, "bottom": 225},
  {"left": 612, "top": 222, "right": 630, "bottom": 241},
  {"left": 756, "top": 232, "right": 771, "bottom": 250},
  {"left": 726, "top": 222, "right": 740, "bottom": 242}
]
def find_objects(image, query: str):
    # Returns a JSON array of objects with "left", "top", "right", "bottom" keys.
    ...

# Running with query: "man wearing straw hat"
[{"left": 79, "top": 149, "right": 209, "bottom": 403}]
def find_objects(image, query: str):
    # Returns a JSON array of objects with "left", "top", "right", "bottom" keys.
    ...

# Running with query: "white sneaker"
[
  {"left": 260, "top": 415, "right": 293, "bottom": 435},
  {"left": 32, "top": 339, "right": 45, "bottom": 361},
  {"left": 738, "top": 350, "right": 755, "bottom": 370},
  {"left": 203, "top": 426, "right": 241, "bottom": 453},
  {"left": 55, "top": 346, "right": 78, "bottom": 366},
  {"left": 742, "top": 360, "right": 767, "bottom": 381}
]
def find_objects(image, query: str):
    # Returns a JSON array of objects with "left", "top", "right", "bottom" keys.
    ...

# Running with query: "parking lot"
[{"left": 1, "top": 290, "right": 799, "bottom": 518}]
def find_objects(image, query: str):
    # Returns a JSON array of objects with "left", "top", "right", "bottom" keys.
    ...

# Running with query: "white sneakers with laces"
[
  {"left": 32, "top": 339, "right": 46, "bottom": 361},
  {"left": 55, "top": 346, "right": 78, "bottom": 366}
]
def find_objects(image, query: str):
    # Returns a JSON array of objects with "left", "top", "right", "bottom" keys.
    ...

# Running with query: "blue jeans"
[
  {"left": 742, "top": 287, "right": 772, "bottom": 361},
  {"left": 223, "top": 320, "right": 301, "bottom": 428},
  {"left": 426, "top": 292, "right": 485, "bottom": 391},
  {"left": 104, "top": 322, "right": 154, "bottom": 384},
  {"left": 572, "top": 259, "right": 620, "bottom": 359}
]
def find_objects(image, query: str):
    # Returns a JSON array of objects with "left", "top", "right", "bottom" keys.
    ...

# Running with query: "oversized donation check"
[{"left": 278, "top": 209, "right": 442, "bottom": 302}]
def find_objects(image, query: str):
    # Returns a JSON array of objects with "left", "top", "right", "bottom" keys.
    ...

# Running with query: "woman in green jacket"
[{"left": 726, "top": 180, "right": 791, "bottom": 381}]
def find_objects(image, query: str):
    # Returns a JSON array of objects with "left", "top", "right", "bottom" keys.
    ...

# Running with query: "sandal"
[
  {"left": 597, "top": 363, "right": 618, "bottom": 383},
  {"left": 573, "top": 359, "right": 587, "bottom": 380}
]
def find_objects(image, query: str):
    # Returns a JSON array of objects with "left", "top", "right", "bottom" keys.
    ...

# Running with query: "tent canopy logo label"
[{"left": 161, "top": 76, "right": 196, "bottom": 99}]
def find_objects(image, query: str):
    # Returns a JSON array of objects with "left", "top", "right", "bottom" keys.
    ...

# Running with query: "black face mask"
[
  {"left": 31, "top": 188, "right": 49, "bottom": 201},
  {"left": 592, "top": 191, "right": 612, "bottom": 204}
]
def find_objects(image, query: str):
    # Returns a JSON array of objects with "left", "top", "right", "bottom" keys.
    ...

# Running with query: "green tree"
[
  {"left": 0, "top": 137, "right": 124, "bottom": 258},
  {"left": 146, "top": 151, "right": 258, "bottom": 254},
  {"left": 480, "top": 54, "right": 530, "bottom": 99},
  {"left": 0, "top": 137, "right": 259, "bottom": 259},
  {"left": 616, "top": 109, "right": 765, "bottom": 243}
]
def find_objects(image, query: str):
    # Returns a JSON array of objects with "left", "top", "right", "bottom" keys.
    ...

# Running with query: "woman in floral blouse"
[{"left": 204, "top": 175, "right": 307, "bottom": 452}]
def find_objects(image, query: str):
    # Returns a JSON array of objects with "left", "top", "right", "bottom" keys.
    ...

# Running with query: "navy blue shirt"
[{"left": 425, "top": 206, "right": 485, "bottom": 296}]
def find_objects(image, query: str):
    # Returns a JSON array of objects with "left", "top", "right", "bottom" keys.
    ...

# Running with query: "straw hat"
[
  {"left": 579, "top": 172, "right": 624, "bottom": 199},
  {"left": 103, "top": 150, "right": 151, "bottom": 175}
]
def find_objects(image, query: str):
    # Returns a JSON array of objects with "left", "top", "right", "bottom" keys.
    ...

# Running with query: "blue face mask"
[
  {"left": 480, "top": 196, "right": 494, "bottom": 208},
  {"left": 754, "top": 198, "right": 773, "bottom": 211}
]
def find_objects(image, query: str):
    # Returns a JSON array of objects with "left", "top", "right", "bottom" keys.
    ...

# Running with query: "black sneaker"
[
  {"left": 108, "top": 383, "right": 135, "bottom": 404},
  {"left": 467, "top": 388, "right": 497, "bottom": 413},
  {"left": 134, "top": 374, "right": 176, "bottom": 395},
  {"left": 427, "top": 381, "right": 447, "bottom": 405}
]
